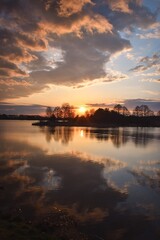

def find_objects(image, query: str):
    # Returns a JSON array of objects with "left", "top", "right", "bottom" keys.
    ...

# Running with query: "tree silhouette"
[
  {"left": 113, "top": 104, "right": 130, "bottom": 116},
  {"left": 84, "top": 108, "right": 95, "bottom": 119},
  {"left": 140, "top": 105, "right": 153, "bottom": 116},
  {"left": 133, "top": 105, "right": 154, "bottom": 117},
  {"left": 46, "top": 107, "right": 52, "bottom": 118},
  {"left": 61, "top": 103, "right": 75, "bottom": 118},
  {"left": 122, "top": 106, "right": 130, "bottom": 116},
  {"left": 53, "top": 106, "right": 63, "bottom": 118},
  {"left": 113, "top": 104, "right": 122, "bottom": 114},
  {"left": 53, "top": 103, "right": 75, "bottom": 119},
  {"left": 133, "top": 106, "right": 141, "bottom": 116},
  {"left": 34, "top": 103, "right": 159, "bottom": 127}
]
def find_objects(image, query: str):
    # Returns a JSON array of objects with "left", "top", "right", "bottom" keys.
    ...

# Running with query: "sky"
[{"left": 0, "top": 0, "right": 160, "bottom": 115}]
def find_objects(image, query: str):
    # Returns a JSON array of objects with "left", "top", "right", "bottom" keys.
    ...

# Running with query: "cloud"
[
  {"left": 123, "top": 98, "right": 160, "bottom": 111},
  {"left": 86, "top": 98, "right": 160, "bottom": 112},
  {"left": 0, "top": 79, "right": 49, "bottom": 101},
  {"left": 106, "top": 0, "right": 157, "bottom": 32},
  {"left": 39, "top": 13, "right": 113, "bottom": 36},
  {"left": 136, "top": 23, "right": 160, "bottom": 39},
  {"left": 0, "top": 27, "right": 41, "bottom": 78},
  {"left": 130, "top": 65, "right": 148, "bottom": 72},
  {"left": 0, "top": 103, "right": 47, "bottom": 115},
  {"left": 86, "top": 103, "right": 110, "bottom": 108},
  {"left": 27, "top": 33, "right": 130, "bottom": 87},
  {"left": 0, "top": 58, "right": 28, "bottom": 77},
  {"left": 0, "top": 79, "right": 31, "bottom": 86},
  {"left": 103, "top": 68, "right": 128, "bottom": 82},
  {"left": 0, "top": 0, "right": 159, "bottom": 100},
  {"left": 130, "top": 52, "right": 160, "bottom": 72},
  {"left": 107, "top": 0, "right": 133, "bottom": 14},
  {"left": 138, "top": 30, "right": 160, "bottom": 39},
  {"left": 57, "top": 0, "right": 94, "bottom": 16},
  {"left": 141, "top": 90, "right": 159, "bottom": 96},
  {"left": 141, "top": 78, "right": 160, "bottom": 84},
  {"left": 126, "top": 52, "right": 135, "bottom": 60},
  {"left": 75, "top": 68, "right": 128, "bottom": 88},
  {"left": 141, "top": 71, "right": 160, "bottom": 77}
]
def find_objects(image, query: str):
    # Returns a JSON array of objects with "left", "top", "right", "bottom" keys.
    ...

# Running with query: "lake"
[{"left": 0, "top": 120, "right": 160, "bottom": 239}]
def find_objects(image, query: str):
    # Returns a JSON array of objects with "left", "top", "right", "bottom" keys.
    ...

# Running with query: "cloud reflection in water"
[{"left": 0, "top": 121, "right": 160, "bottom": 239}]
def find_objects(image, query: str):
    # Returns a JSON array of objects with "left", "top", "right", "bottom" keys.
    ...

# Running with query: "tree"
[
  {"left": 113, "top": 104, "right": 123, "bottom": 114},
  {"left": 122, "top": 106, "right": 130, "bottom": 116},
  {"left": 53, "top": 103, "right": 75, "bottom": 119},
  {"left": 84, "top": 108, "right": 95, "bottom": 118},
  {"left": 61, "top": 103, "right": 75, "bottom": 118},
  {"left": 46, "top": 107, "right": 52, "bottom": 118},
  {"left": 140, "top": 105, "right": 150, "bottom": 116},
  {"left": 133, "top": 106, "right": 141, "bottom": 116},
  {"left": 53, "top": 106, "right": 63, "bottom": 118},
  {"left": 147, "top": 110, "right": 154, "bottom": 116},
  {"left": 92, "top": 108, "right": 106, "bottom": 122},
  {"left": 157, "top": 111, "right": 160, "bottom": 116},
  {"left": 113, "top": 104, "right": 130, "bottom": 116},
  {"left": 133, "top": 105, "right": 154, "bottom": 116}
]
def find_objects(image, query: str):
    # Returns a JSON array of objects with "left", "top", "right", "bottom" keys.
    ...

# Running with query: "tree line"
[
  {"left": 44, "top": 103, "right": 160, "bottom": 127},
  {"left": 1, "top": 103, "right": 159, "bottom": 126},
  {"left": 46, "top": 103, "right": 160, "bottom": 119}
]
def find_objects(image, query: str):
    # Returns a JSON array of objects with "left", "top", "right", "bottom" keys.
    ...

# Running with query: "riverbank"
[{"left": 32, "top": 119, "right": 160, "bottom": 128}]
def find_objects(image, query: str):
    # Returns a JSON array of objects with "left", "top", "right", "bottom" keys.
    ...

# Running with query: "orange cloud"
[
  {"left": 16, "top": 33, "right": 48, "bottom": 52},
  {"left": 107, "top": 0, "right": 132, "bottom": 14},
  {"left": 107, "top": 0, "right": 142, "bottom": 13},
  {"left": 0, "top": 79, "right": 31, "bottom": 86},
  {"left": 0, "top": 58, "right": 28, "bottom": 78},
  {"left": 80, "top": 14, "right": 112, "bottom": 34},
  {"left": 3, "top": 50, "right": 37, "bottom": 64},
  {"left": 40, "top": 14, "right": 112, "bottom": 37},
  {"left": 58, "top": 0, "right": 94, "bottom": 17},
  {"left": 0, "top": 0, "right": 157, "bottom": 101}
]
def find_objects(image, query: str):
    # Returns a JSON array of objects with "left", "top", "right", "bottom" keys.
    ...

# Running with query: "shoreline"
[{"left": 32, "top": 120, "right": 160, "bottom": 128}]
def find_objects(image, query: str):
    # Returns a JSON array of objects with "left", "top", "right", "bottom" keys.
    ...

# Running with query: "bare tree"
[
  {"left": 46, "top": 107, "right": 52, "bottom": 118},
  {"left": 147, "top": 110, "right": 154, "bottom": 116},
  {"left": 133, "top": 105, "right": 154, "bottom": 116},
  {"left": 133, "top": 106, "right": 141, "bottom": 116},
  {"left": 84, "top": 108, "right": 95, "bottom": 118},
  {"left": 122, "top": 106, "right": 130, "bottom": 116},
  {"left": 113, "top": 104, "right": 130, "bottom": 116},
  {"left": 53, "top": 106, "right": 63, "bottom": 118},
  {"left": 53, "top": 103, "right": 75, "bottom": 119},
  {"left": 113, "top": 104, "right": 123, "bottom": 114},
  {"left": 140, "top": 105, "right": 149, "bottom": 116},
  {"left": 61, "top": 103, "right": 75, "bottom": 118}
]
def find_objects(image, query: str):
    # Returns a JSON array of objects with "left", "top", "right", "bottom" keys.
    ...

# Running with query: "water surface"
[{"left": 0, "top": 121, "right": 160, "bottom": 239}]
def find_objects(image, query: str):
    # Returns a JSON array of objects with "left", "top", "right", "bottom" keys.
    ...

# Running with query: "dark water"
[{"left": 0, "top": 121, "right": 160, "bottom": 239}]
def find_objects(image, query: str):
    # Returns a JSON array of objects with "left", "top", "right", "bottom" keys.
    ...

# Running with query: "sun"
[{"left": 78, "top": 106, "right": 86, "bottom": 115}]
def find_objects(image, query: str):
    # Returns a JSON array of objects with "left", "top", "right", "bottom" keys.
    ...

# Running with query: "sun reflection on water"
[{"left": 80, "top": 129, "right": 84, "bottom": 138}]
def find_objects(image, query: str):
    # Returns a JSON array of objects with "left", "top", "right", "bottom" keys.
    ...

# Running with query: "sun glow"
[
  {"left": 78, "top": 106, "right": 86, "bottom": 115},
  {"left": 80, "top": 129, "right": 84, "bottom": 137}
]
